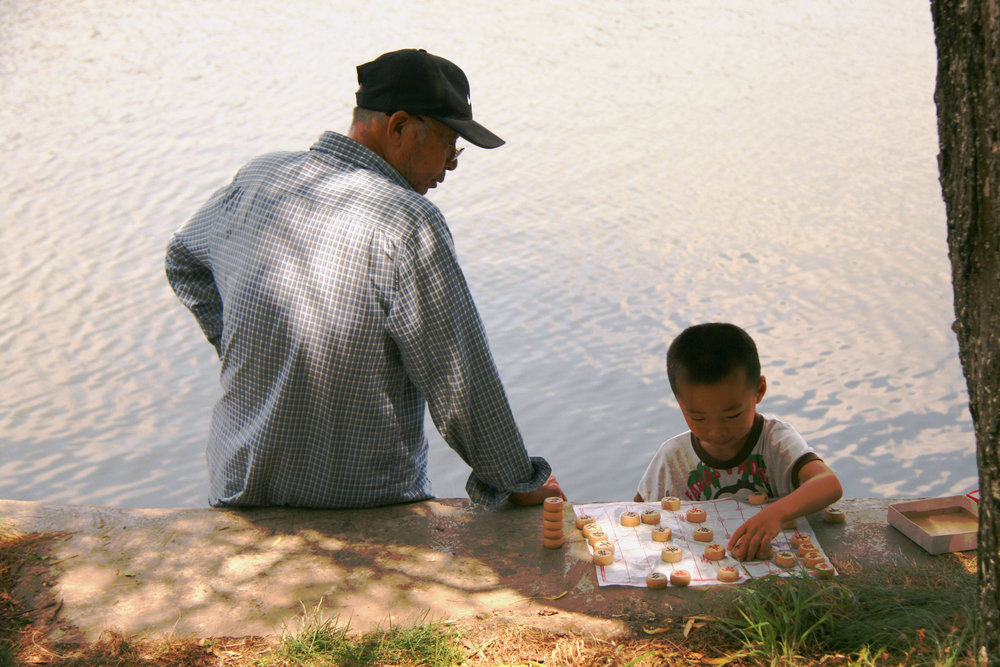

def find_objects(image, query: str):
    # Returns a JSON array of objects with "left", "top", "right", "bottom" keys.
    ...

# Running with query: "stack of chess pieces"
[{"left": 542, "top": 496, "right": 566, "bottom": 549}]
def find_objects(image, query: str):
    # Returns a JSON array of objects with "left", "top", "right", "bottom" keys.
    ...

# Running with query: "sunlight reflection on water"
[{"left": 0, "top": 0, "right": 977, "bottom": 507}]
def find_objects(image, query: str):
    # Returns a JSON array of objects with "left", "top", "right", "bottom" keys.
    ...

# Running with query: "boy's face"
[{"left": 674, "top": 370, "right": 767, "bottom": 459}]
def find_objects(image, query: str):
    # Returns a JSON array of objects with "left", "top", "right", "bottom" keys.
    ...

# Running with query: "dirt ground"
[
  {"left": 0, "top": 497, "right": 979, "bottom": 665},
  {"left": 5, "top": 532, "right": 737, "bottom": 666}
]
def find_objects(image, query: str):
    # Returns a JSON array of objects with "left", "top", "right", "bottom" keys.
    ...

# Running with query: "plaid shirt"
[{"left": 166, "top": 131, "right": 550, "bottom": 508}]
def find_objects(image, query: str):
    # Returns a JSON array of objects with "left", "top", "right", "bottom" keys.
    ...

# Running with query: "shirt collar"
[
  {"left": 690, "top": 413, "right": 765, "bottom": 469},
  {"left": 309, "top": 131, "right": 411, "bottom": 191}
]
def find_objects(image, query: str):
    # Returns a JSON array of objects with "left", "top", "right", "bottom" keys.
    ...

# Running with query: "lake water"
[{"left": 0, "top": 0, "right": 978, "bottom": 508}]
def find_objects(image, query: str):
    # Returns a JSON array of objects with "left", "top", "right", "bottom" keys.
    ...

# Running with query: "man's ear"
[
  {"left": 756, "top": 376, "right": 767, "bottom": 402},
  {"left": 384, "top": 111, "right": 412, "bottom": 148}
]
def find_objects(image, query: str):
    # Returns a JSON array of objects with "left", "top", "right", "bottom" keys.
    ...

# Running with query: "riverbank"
[{"left": 0, "top": 496, "right": 976, "bottom": 650}]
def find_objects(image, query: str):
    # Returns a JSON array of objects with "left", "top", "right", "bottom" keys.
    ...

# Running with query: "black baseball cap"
[{"left": 356, "top": 48, "right": 504, "bottom": 149}]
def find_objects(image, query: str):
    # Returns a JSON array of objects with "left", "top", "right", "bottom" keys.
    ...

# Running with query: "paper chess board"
[{"left": 574, "top": 498, "right": 834, "bottom": 587}]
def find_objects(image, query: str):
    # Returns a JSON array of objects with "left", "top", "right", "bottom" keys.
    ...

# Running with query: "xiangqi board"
[{"left": 574, "top": 498, "right": 836, "bottom": 587}]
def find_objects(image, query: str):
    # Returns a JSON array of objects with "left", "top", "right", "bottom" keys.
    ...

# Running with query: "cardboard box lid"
[{"left": 887, "top": 495, "right": 978, "bottom": 555}]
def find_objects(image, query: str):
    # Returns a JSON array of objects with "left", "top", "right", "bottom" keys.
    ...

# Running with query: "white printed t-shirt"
[{"left": 635, "top": 414, "right": 820, "bottom": 503}]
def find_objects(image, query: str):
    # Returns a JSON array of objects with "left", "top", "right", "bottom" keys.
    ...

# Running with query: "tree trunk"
[{"left": 931, "top": 0, "right": 1000, "bottom": 663}]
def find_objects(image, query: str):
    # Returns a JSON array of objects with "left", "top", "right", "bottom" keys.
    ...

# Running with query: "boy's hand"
[
  {"left": 729, "top": 461, "right": 843, "bottom": 559},
  {"left": 509, "top": 474, "right": 566, "bottom": 506},
  {"left": 728, "top": 506, "right": 783, "bottom": 561}
]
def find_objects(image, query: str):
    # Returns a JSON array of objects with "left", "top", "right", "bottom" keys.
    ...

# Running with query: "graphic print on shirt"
[{"left": 684, "top": 454, "right": 773, "bottom": 501}]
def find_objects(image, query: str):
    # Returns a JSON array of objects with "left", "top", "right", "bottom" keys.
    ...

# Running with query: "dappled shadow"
[
  {"left": 0, "top": 499, "right": 660, "bottom": 641},
  {"left": 2, "top": 497, "right": 966, "bottom": 644},
  {"left": 0, "top": 529, "right": 87, "bottom": 645}
]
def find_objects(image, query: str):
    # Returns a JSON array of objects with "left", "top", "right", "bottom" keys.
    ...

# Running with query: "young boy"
[{"left": 634, "top": 322, "right": 842, "bottom": 561}]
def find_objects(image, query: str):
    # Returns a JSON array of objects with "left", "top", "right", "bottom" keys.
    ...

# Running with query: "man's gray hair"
[{"left": 352, "top": 107, "right": 384, "bottom": 127}]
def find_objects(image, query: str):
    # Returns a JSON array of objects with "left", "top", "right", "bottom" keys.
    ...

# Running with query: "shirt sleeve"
[
  {"left": 164, "top": 185, "right": 233, "bottom": 356},
  {"left": 761, "top": 418, "right": 818, "bottom": 497},
  {"left": 636, "top": 442, "right": 670, "bottom": 502},
  {"left": 636, "top": 433, "right": 697, "bottom": 502},
  {"left": 386, "top": 214, "right": 550, "bottom": 507}
]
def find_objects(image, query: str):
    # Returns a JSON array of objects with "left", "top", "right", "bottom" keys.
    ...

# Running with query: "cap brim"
[{"left": 436, "top": 117, "right": 505, "bottom": 149}]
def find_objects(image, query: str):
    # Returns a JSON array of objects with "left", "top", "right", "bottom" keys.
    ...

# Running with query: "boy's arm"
[{"left": 727, "top": 459, "right": 843, "bottom": 561}]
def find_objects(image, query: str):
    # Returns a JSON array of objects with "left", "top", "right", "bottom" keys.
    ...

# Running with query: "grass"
[
  {"left": 713, "top": 559, "right": 976, "bottom": 666},
  {"left": 0, "top": 523, "right": 979, "bottom": 666},
  {"left": 718, "top": 573, "right": 852, "bottom": 663},
  {"left": 258, "top": 601, "right": 465, "bottom": 666}
]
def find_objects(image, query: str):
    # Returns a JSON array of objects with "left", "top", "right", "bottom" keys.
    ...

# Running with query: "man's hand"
[{"left": 509, "top": 474, "right": 566, "bottom": 506}]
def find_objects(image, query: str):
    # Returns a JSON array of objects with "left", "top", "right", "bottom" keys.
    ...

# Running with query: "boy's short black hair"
[{"left": 666, "top": 323, "right": 761, "bottom": 394}]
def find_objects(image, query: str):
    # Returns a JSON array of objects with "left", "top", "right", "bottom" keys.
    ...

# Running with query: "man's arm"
[
  {"left": 165, "top": 234, "right": 224, "bottom": 355},
  {"left": 509, "top": 474, "right": 567, "bottom": 505},
  {"left": 387, "top": 214, "right": 556, "bottom": 506}
]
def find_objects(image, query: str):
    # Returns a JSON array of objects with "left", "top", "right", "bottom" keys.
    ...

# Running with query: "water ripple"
[{"left": 1, "top": 0, "right": 976, "bottom": 508}]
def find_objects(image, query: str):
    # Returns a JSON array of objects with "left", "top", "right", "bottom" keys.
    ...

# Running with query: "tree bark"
[{"left": 931, "top": 0, "right": 1000, "bottom": 664}]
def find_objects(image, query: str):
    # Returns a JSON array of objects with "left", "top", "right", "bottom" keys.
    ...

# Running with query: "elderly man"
[{"left": 166, "top": 48, "right": 564, "bottom": 509}]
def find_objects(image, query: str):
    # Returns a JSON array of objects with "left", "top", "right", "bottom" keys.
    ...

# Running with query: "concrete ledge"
[{"left": 0, "top": 498, "right": 972, "bottom": 643}]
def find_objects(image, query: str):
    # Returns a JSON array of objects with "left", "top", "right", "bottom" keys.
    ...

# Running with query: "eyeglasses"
[{"left": 413, "top": 115, "right": 464, "bottom": 163}]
